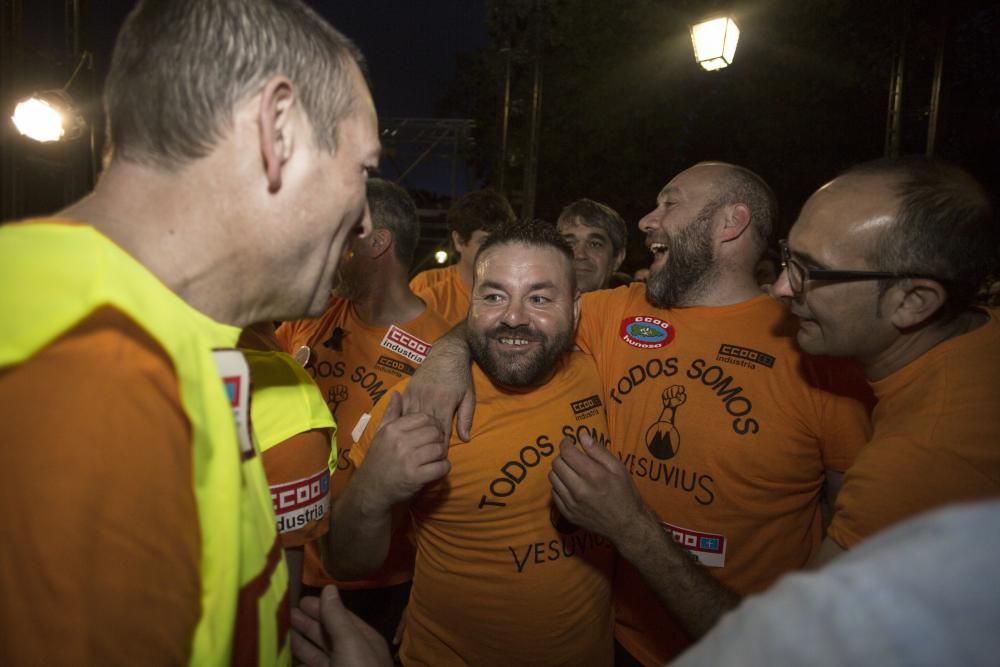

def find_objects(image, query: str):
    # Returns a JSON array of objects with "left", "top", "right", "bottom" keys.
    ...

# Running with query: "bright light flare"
[
  {"left": 434, "top": 250, "right": 449, "bottom": 264},
  {"left": 690, "top": 17, "right": 740, "bottom": 71},
  {"left": 12, "top": 97, "right": 66, "bottom": 142}
]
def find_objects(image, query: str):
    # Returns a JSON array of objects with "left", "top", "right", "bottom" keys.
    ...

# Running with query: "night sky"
[
  {"left": 77, "top": 1, "right": 490, "bottom": 118},
  {"left": 4, "top": 0, "right": 998, "bottom": 233},
  {"left": 316, "top": 2, "right": 490, "bottom": 118}
]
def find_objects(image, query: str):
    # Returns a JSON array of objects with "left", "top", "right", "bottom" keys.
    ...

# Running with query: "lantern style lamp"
[{"left": 690, "top": 16, "right": 740, "bottom": 71}]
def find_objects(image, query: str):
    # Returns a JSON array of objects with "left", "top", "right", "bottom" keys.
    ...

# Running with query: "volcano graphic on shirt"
[{"left": 644, "top": 385, "right": 687, "bottom": 460}]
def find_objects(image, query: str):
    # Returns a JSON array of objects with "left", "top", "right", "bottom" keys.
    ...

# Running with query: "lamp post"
[{"left": 690, "top": 16, "right": 741, "bottom": 71}]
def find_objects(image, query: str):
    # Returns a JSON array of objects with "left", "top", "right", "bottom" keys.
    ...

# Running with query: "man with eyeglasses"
[
  {"left": 771, "top": 156, "right": 1000, "bottom": 568},
  {"left": 400, "top": 162, "right": 875, "bottom": 665}
]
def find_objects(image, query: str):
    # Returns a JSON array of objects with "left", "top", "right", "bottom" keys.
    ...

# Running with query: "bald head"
[
  {"left": 693, "top": 162, "right": 777, "bottom": 257},
  {"left": 839, "top": 157, "right": 995, "bottom": 318}
]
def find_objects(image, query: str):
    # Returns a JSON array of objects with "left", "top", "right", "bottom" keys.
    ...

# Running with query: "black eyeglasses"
[{"left": 778, "top": 239, "right": 944, "bottom": 294}]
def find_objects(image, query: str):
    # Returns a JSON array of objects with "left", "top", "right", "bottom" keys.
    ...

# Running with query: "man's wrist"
[
  {"left": 615, "top": 503, "right": 674, "bottom": 564},
  {"left": 352, "top": 468, "right": 394, "bottom": 519}
]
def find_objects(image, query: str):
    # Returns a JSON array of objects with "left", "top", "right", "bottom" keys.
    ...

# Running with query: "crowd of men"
[{"left": 1, "top": 1, "right": 998, "bottom": 666}]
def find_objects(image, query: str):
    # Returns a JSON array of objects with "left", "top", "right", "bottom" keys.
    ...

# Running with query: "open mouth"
[{"left": 648, "top": 242, "right": 668, "bottom": 269}]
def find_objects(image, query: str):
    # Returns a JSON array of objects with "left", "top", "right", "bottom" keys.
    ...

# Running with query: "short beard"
[
  {"left": 645, "top": 204, "right": 719, "bottom": 308},
  {"left": 468, "top": 323, "right": 573, "bottom": 388}
]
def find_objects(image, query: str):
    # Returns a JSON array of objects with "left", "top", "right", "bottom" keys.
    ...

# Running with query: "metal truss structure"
[{"left": 378, "top": 117, "right": 477, "bottom": 275}]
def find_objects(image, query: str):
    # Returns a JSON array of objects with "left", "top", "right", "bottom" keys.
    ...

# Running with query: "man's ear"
[
  {"left": 718, "top": 203, "right": 752, "bottom": 243},
  {"left": 258, "top": 75, "right": 296, "bottom": 193},
  {"left": 451, "top": 230, "right": 467, "bottom": 255},
  {"left": 369, "top": 228, "right": 393, "bottom": 260},
  {"left": 886, "top": 279, "right": 949, "bottom": 329}
]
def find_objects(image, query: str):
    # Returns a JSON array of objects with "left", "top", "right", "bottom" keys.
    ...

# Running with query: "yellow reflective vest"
[
  {"left": 0, "top": 222, "right": 290, "bottom": 666},
  {"left": 243, "top": 349, "right": 337, "bottom": 461}
]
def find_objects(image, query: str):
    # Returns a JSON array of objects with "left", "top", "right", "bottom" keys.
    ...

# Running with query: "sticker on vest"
[
  {"left": 380, "top": 325, "right": 432, "bottom": 364},
  {"left": 620, "top": 316, "right": 675, "bottom": 349},
  {"left": 212, "top": 349, "right": 255, "bottom": 460},
  {"left": 352, "top": 412, "right": 372, "bottom": 443},
  {"left": 270, "top": 468, "right": 330, "bottom": 534},
  {"left": 661, "top": 520, "right": 726, "bottom": 568}
]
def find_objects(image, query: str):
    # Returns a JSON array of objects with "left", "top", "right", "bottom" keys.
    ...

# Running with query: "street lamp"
[
  {"left": 434, "top": 250, "right": 449, "bottom": 265},
  {"left": 690, "top": 16, "right": 740, "bottom": 71}
]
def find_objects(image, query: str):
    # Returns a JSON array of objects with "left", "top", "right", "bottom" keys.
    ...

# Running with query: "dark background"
[{"left": 2, "top": 0, "right": 996, "bottom": 273}]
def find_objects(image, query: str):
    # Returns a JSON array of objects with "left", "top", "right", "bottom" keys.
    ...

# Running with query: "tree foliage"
[{"left": 440, "top": 0, "right": 996, "bottom": 271}]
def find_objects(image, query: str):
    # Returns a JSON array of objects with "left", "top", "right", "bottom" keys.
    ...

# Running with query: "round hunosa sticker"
[{"left": 619, "top": 316, "right": 674, "bottom": 349}]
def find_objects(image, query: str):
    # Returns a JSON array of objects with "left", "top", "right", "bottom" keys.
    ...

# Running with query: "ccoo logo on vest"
[{"left": 619, "top": 316, "right": 674, "bottom": 349}]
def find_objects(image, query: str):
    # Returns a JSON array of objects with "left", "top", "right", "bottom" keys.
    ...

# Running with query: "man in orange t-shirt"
[
  {"left": 329, "top": 223, "right": 615, "bottom": 666},
  {"left": 772, "top": 157, "right": 1000, "bottom": 566},
  {"left": 278, "top": 179, "right": 449, "bottom": 643},
  {"left": 406, "top": 163, "right": 874, "bottom": 666},
  {"left": 409, "top": 188, "right": 515, "bottom": 325}
]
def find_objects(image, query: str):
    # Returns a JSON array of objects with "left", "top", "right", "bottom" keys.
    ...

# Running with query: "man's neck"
[
  {"left": 59, "top": 160, "right": 253, "bottom": 326},
  {"left": 352, "top": 267, "right": 427, "bottom": 326},
  {"left": 655, "top": 268, "right": 763, "bottom": 309},
  {"left": 456, "top": 259, "right": 475, "bottom": 289},
  {"left": 863, "top": 309, "right": 986, "bottom": 381}
]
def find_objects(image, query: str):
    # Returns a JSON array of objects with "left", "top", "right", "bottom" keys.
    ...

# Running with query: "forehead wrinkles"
[{"left": 477, "top": 246, "right": 571, "bottom": 289}]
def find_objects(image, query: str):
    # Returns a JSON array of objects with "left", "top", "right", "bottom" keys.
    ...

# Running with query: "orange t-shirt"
[
  {"left": 828, "top": 307, "right": 1000, "bottom": 549},
  {"left": 352, "top": 353, "right": 615, "bottom": 667},
  {"left": 577, "top": 284, "right": 874, "bottom": 665},
  {"left": 409, "top": 264, "right": 471, "bottom": 326},
  {"left": 276, "top": 298, "right": 449, "bottom": 588},
  {"left": 0, "top": 308, "right": 200, "bottom": 665}
]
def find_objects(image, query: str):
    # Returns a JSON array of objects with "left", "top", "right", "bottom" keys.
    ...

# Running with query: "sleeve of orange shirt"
[
  {"left": 0, "top": 309, "right": 201, "bottom": 665},
  {"left": 801, "top": 355, "right": 875, "bottom": 473},
  {"left": 262, "top": 428, "right": 336, "bottom": 547}
]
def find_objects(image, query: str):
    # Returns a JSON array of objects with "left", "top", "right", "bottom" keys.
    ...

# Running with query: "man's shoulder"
[
  {"left": 581, "top": 282, "right": 644, "bottom": 309},
  {"left": 24, "top": 306, "right": 177, "bottom": 382},
  {"left": 1, "top": 306, "right": 187, "bottom": 444},
  {"left": 277, "top": 297, "right": 352, "bottom": 350},
  {"left": 410, "top": 266, "right": 456, "bottom": 291}
]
